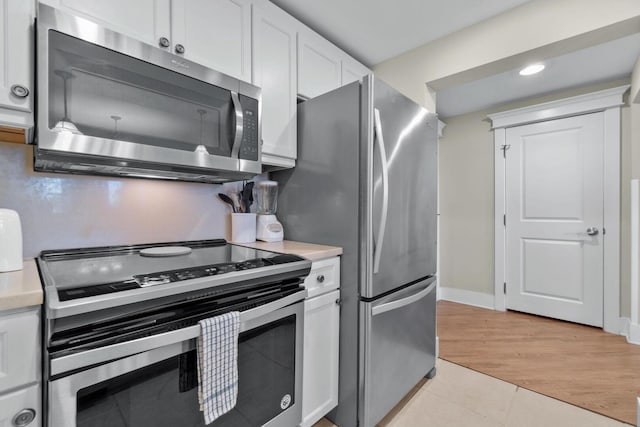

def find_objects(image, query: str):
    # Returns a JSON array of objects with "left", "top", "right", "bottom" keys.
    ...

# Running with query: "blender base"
[{"left": 256, "top": 214, "right": 284, "bottom": 242}]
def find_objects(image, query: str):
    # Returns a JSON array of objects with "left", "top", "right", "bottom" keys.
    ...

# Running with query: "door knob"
[{"left": 586, "top": 227, "right": 599, "bottom": 236}]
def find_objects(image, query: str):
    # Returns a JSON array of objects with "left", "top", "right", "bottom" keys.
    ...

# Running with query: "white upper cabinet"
[
  {"left": 297, "top": 26, "right": 342, "bottom": 99},
  {"left": 341, "top": 55, "right": 370, "bottom": 86},
  {"left": 0, "top": 0, "right": 34, "bottom": 128},
  {"left": 172, "top": 0, "right": 252, "bottom": 82},
  {"left": 45, "top": 0, "right": 172, "bottom": 50},
  {"left": 252, "top": 2, "right": 297, "bottom": 166}
]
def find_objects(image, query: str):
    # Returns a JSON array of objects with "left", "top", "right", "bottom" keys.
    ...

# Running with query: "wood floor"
[{"left": 437, "top": 300, "right": 640, "bottom": 425}]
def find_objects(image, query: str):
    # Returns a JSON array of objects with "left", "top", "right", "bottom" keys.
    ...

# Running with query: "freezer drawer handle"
[
  {"left": 373, "top": 108, "right": 389, "bottom": 275},
  {"left": 371, "top": 281, "right": 436, "bottom": 317}
]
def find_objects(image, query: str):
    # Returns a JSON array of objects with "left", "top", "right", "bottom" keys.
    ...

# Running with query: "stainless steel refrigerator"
[{"left": 274, "top": 75, "right": 438, "bottom": 427}]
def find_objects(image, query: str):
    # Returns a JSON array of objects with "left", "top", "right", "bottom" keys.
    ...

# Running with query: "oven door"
[
  {"left": 36, "top": 4, "right": 261, "bottom": 180},
  {"left": 48, "top": 301, "right": 303, "bottom": 427}
]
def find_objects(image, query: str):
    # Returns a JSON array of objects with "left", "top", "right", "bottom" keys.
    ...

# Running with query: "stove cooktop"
[{"left": 38, "top": 239, "right": 306, "bottom": 302}]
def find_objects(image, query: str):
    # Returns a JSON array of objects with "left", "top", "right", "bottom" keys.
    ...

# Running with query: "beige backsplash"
[{"left": 0, "top": 141, "right": 240, "bottom": 257}]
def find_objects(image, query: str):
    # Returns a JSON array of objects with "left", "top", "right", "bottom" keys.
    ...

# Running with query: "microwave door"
[{"left": 36, "top": 4, "right": 262, "bottom": 182}]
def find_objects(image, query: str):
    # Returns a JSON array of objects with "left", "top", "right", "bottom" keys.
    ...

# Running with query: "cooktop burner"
[{"left": 38, "top": 239, "right": 306, "bottom": 303}]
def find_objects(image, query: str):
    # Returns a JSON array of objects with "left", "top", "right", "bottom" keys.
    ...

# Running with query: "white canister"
[
  {"left": 0, "top": 209, "right": 23, "bottom": 272},
  {"left": 230, "top": 213, "right": 257, "bottom": 243}
]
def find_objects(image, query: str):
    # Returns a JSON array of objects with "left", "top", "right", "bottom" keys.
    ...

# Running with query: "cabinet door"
[
  {"left": 0, "top": 309, "right": 39, "bottom": 394},
  {"left": 297, "top": 27, "right": 342, "bottom": 99},
  {"left": 45, "top": 0, "right": 171, "bottom": 50},
  {"left": 172, "top": 0, "right": 252, "bottom": 82},
  {"left": 252, "top": 3, "right": 297, "bottom": 164},
  {"left": 302, "top": 290, "right": 340, "bottom": 427},
  {"left": 0, "top": 0, "right": 34, "bottom": 127},
  {"left": 0, "top": 384, "right": 41, "bottom": 427},
  {"left": 341, "top": 56, "right": 370, "bottom": 86}
]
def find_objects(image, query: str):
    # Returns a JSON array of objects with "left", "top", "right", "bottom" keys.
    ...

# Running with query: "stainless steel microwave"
[{"left": 35, "top": 4, "right": 262, "bottom": 183}]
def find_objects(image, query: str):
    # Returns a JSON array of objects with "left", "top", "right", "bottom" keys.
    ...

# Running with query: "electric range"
[{"left": 39, "top": 239, "right": 312, "bottom": 427}]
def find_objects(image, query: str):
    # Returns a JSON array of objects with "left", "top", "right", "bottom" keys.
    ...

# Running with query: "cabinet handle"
[
  {"left": 317, "top": 275, "right": 325, "bottom": 283},
  {"left": 10, "top": 84, "right": 29, "bottom": 98},
  {"left": 175, "top": 44, "right": 185, "bottom": 54},
  {"left": 335, "top": 298, "right": 341, "bottom": 305},
  {"left": 12, "top": 409, "right": 36, "bottom": 427},
  {"left": 158, "top": 37, "right": 170, "bottom": 48}
]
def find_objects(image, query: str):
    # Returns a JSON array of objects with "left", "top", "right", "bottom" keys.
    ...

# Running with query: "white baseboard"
[
  {"left": 629, "top": 322, "right": 640, "bottom": 345},
  {"left": 618, "top": 317, "right": 640, "bottom": 345},
  {"left": 439, "top": 287, "right": 495, "bottom": 310}
]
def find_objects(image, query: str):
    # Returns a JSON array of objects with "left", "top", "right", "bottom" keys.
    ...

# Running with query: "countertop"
[
  {"left": 234, "top": 240, "right": 342, "bottom": 261},
  {"left": 0, "top": 259, "right": 43, "bottom": 310}
]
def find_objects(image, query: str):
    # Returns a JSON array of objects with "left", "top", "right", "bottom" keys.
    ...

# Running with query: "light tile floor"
[{"left": 315, "top": 359, "right": 632, "bottom": 427}]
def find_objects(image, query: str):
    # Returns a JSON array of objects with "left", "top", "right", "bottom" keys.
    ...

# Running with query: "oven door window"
[
  {"left": 48, "top": 30, "right": 235, "bottom": 157},
  {"left": 75, "top": 316, "right": 296, "bottom": 427}
]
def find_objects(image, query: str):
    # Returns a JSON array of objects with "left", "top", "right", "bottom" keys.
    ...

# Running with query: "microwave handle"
[{"left": 231, "top": 91, "right": 244, "bottom": 158}]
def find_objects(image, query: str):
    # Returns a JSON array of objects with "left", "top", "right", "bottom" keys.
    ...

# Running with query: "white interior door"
[{"left": 505, "top": 112, "right": 604, "bottom": 327}]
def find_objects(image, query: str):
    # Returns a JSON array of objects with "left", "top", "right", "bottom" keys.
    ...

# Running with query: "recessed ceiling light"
[{"left": 519, "top": 63, "right": 545, "bottom": 76}]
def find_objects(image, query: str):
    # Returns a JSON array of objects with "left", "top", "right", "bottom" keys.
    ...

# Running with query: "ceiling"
[
  {"left": 436, "top": 32, "right": 640, "bottom": 118},
  {"left": 270, "top": 0, "right": 532, "bottom": 66}
]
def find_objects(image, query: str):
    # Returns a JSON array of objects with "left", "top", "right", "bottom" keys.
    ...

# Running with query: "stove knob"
[
  {"left": 316, "top": 275, "right": 325, "bottom": 283},
  {"left": 12, "top": 409, "right": 36, "bottom": 426}
]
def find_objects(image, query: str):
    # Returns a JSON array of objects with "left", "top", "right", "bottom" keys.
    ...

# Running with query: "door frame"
[{"left": 488, "top": 85, "right": 629, "bottom": 334}]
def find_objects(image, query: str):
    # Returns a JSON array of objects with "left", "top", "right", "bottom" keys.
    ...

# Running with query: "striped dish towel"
[{"left": 197, "top": 311, "right": 240, "bottom": 424}]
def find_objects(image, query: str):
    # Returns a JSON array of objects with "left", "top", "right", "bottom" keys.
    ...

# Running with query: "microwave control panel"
[{"left": 239, "top": 95, "right": 259, "bottom": 161}]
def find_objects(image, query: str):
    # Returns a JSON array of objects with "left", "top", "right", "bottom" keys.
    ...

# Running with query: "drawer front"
[
  {"left": 0, "top": 384, "right": 41, "bottom": 427},
  {"left": 0, "top": 309, "right": 40, "bottom": 394},
  {"left": 304, "top": 257, "right": 340, "bottom": 299}
]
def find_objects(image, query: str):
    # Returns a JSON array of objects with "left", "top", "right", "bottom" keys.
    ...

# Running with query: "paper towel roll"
[{"left": 0, "top": 209, "right": 23, "bottom": 272}]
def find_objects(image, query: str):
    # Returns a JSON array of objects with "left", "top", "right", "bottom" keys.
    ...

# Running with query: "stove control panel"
[{"left": 58, "top": 258, "right": 272, "bottom": 301}]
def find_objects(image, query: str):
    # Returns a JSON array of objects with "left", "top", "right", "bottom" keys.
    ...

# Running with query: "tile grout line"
[{"left": 502, "top": 385, "right": 521, "bottom": 426}]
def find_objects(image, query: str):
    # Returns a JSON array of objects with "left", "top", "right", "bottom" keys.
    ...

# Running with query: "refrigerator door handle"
[
  {"left": 372, "top": 281, "right": 436, "bottom": 317},
  {"left": 373, "top": 108, "right": 389, "bottom": 275}
]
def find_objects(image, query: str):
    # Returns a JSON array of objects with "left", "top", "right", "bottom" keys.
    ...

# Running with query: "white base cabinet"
[
  {"left": 0, "top": 307, "right": 41, "bottom": 427},
  {"left": 302, "top": 257, "right": 340, "bottom": 427},
  {"left": 303, "top": 290, "right": 340, "bottom": 427},
  {"left": 0, "top": 384, "right": 41, "bottom": 427}
]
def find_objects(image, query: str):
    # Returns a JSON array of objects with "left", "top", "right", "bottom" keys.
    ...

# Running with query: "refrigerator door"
[
  {"left": 363, "top": 76, "right": 438, "bottom": 298},
  {"left": 360, "top": 277, "right": 437, "bottom": 427}
]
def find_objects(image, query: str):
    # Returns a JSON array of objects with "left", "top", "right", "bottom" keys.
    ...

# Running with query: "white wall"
[
  {"left": 0, "top": 141, "right": 236, "bottom": 257},
  {"left": 437, "top": 79, "right": 633, "bottom": 317},
  {"left": 632, "top": 57, "right": 640, "bottom": 319},
  {"left": 373, "top": 0, "right": 640, "bottom": 110}
]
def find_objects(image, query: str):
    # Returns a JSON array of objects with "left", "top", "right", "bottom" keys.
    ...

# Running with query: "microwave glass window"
[
  {"left": 75, "top": 315, "right": 296, "bottom": 427},
  {"left": 48, "top": 30, "right": 235, "bottom": 156}
]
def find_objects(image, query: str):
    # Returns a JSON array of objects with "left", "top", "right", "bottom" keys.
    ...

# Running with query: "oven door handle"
[{"left": 50, "top": 289, "right": 307, "bottom": 376}]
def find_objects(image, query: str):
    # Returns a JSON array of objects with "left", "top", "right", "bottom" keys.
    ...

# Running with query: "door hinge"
[
  {"left": 602, "top": 227, "right": 606, "bottom": 235},
  {"left": 500, "top": 144, "right": 511, "bottom": 158},
  {"left": 503, "top": 214, "right": 506, "bottom": 227},
  {"left": 503, "top": 282, "right": 507, "bottom": 294}
]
